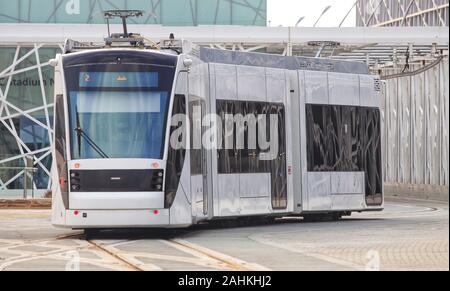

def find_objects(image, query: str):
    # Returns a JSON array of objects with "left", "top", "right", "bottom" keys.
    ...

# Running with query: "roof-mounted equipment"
[{"left": 104, "top": 10, "right": 145, "bottom": 47}]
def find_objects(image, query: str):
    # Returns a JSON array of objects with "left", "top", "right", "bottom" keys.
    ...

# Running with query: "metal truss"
[{"left": 356, "top": 0, "right": 449, "bottom": 27}]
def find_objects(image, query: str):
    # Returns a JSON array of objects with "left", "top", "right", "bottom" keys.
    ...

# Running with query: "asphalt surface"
[{"left": 0, "top": 198, "right": 448, "bottom": 271}]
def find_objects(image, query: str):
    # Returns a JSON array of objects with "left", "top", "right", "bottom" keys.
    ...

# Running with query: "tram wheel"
[
  {"left": 331, "top": 213, "right": 343, "bottom": 221},
  {"left": 302, "top": 213, "right": 342, "bottom": 223},
  {"left": 83, "top": 229, "right": 100, "bottom": 240},
  {"left": 217, "top": 219, "right": 238, "bottom": 228}
]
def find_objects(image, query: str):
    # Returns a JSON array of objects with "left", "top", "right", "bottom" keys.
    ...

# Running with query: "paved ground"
[{"left": 0, "top": 198, "right": 448, "bottom": 271}]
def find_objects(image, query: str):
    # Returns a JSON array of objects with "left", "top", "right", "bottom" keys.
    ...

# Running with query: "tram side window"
[
  {"left": 189, "top": 100, "right": 201, "bottom": 175},
  {"left": 240, "top": 101, "right": 271, "bottom": 173},
  {"left": 189, "top": 99, "right": 209, "bottom": 176},
  {"left": 270, "top": 104, "right": 287, "bottom": 209},
  {"left": 306, "top": 104, "right": 333, "bottom": 171},
  {"left": 55, "top": 94, "right": 68, "bottom": 171},
  {"left": 306, "top": 104, "right": 359, "bottom": 171},
  {"left": 330, "top": 105, "right": 360, "bottom": 171},
  {"left": 217, "top": 100, "right": 240, "bottom": 174},
  {"left": 359, "top": 107, "right": 383, "bottom": 205},
  {"left": 306, "top": 104, "right": 383, "bottom": 206},
  {"left": 217, "top": 100, "right": 285, "bottom": 176},
  {"left": 165, "top": 94, "right": 187, "bottom": 208},
  {"left": 54, "top": 94, "right": 69, "bottom": 207}
]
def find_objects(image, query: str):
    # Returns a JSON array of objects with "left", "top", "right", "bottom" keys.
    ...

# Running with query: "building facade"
[
  {"left": 356, "top": 0, "right": 449, "bottom": 27},
  {"left": 0, "top": 0, "right": 267, "bottom": 197},
  {"left": 0, "top": 0, "right": 267, "bottom": 25},
  {"left": 356, "top": 0, "right": 449, "bottom": 194}
]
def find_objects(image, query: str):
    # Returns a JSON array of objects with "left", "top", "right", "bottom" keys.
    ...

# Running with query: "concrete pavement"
[{"left": 0, "top": 198, "right": 448, "bottom": 271}]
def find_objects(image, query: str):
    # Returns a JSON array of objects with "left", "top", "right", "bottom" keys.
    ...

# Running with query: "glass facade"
[
  {"left": 0, "top": 46, "right": 59, "bottom": 196},
  {"left": 0, "top": 0, "right": 267, "bottom": 26},
  {"left": 0, "top": 0, "right": 267, "bottom": 197}
]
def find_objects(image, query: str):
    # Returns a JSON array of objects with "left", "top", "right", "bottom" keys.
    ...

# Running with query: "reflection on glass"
[{"left": 69, "top": 91, "right": 168, "bottom": 159}]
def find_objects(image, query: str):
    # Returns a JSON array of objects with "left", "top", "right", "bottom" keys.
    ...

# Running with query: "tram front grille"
[{"left": 69, "top": 169, "right": 164, "bottom": 192}]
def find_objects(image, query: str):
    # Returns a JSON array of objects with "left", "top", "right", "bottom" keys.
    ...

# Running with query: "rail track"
[{"left": 83, "top": 236, "right": 269, "bottom": 271}]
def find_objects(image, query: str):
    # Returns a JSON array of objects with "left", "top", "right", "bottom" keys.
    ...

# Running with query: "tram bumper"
[{"left": 64, "top": 209, "right": 170, "bottom": 229}]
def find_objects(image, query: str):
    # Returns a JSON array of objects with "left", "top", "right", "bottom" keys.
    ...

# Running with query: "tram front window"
[{"left": 67, "top": 69, "right": 174, "bottom": 160}]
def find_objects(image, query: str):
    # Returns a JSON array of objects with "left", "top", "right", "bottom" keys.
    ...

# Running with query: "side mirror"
[
  {"left": 49, "top": 54, "right": 61, "bottom": 67},
  {"left": 49, "top": 58, "right": 58, "bottom": 67},
  {"left": 183, "top": 58, "right": 193, "bottom": 68}
]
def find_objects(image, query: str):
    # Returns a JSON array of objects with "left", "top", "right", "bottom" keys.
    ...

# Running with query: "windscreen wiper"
[{"left": 74, "top": 106, "right": 110, "bottom": 159}]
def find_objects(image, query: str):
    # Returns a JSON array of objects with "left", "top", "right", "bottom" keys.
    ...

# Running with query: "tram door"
[{"left": 189, "top": 98, "right": 208, "bottom": 217}]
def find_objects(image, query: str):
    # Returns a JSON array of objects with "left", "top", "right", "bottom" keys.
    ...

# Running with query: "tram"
[{"left": 50, "top": 10, "right": 383, "bottom": 231}]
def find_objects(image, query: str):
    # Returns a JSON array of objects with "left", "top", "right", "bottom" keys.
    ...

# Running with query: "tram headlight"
[
  {"left": 70, "top": 171, "right": 81, "bottom": 192},
  {"left": 151, "top": 170, "right": 164, "bottom": 191}
]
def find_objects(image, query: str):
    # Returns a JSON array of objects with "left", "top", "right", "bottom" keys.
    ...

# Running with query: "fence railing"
[{"left": 0, "top": 155, "right": 38, "bottom": 199}]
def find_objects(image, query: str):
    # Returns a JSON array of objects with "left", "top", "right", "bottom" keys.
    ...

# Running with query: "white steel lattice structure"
[
  {"left": 356, "top": 0, "right": 449, "bottom": 27},
  {"left": 0, "top": 44, "right": 63, "bottom": 196}
]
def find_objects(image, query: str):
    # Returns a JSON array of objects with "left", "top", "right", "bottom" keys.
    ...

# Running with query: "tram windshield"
[{"left": 65, "top": 65, "right": 175, "bottom": 159}]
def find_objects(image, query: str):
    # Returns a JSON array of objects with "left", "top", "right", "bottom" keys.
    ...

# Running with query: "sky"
[{"left": 267, "top": 0, "right": 359, "bottom": 27}]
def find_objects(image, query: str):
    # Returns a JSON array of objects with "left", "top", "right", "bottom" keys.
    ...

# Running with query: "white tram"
[{"left": 50, "top": 11, "right": 383, "bottom": 231}]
